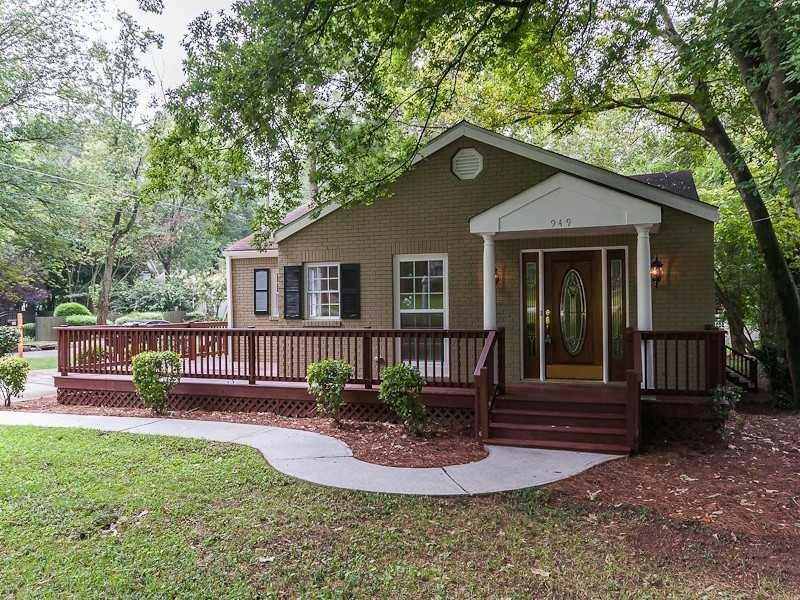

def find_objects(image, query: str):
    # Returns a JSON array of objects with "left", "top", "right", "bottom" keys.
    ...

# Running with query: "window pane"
[
  {"left": 400, "top": 294, "right": 414, "bottom": 309},
  {"left": 414, "top": 294, "right": 428, "bottom": 309},
  {"left": 400, "top": 278, "right": 413, "bottom": 293},
  {"left": 429, "top": 260, "right": 443, "bottom": 276},
  {"left": 255, "top": 270, "right": 268, "bottom": 290},
  {"left": 255, "top": 291, "right": 268, "bottom": 312},
  {"left": 399, "top": 261, "right": 414, "bottom": 277},
  {"left": 429, "top": 313, "right": 444, "bottom": 328},
  {"left": 429, "top": 294, "right": 443, "bottom": 309},
  {"left": 414, "top": 261, "right": 428, "bottom": 276},
  {"left": 430, "top": 277, "right": 443, "bottom": 293}
]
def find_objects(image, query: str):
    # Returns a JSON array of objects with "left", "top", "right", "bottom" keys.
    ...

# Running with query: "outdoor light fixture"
[
  {"left": 494, "top": 266, "right": 503, "bottom": 288},
  {"left": 650, "top": 256, "right": 664, "bottom": 287}
]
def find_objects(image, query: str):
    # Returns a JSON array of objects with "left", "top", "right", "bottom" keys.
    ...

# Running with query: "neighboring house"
[{"left": 224, "top": 121, "right": 717, "bottom": 387}]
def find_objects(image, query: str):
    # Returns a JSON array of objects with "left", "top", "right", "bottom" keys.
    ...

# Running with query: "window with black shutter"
[
  {"left": 283, "top": 265, "right": 303, "bottom": 319},
  {"left": 254, "top": 269, "right": 270, "bottom": 315},
  {"left": 340, "top": 264, "right": 360, "bottom": 319}
]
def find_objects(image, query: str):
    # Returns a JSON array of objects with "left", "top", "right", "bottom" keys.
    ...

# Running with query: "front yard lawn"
[
  {"left": 0, "top": 426, "right": 795, "bottom": 598},
  {"left": 23, "top": 356, "right": 57, "bottom": 371}
]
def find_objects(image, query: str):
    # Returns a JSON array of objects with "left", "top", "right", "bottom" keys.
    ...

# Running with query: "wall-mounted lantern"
[
  {"left": 650, "top": 256, "right": 664, "bottom": 287},
  {"left": 494, "top": 266, "right": 504, "bottom": 288}
]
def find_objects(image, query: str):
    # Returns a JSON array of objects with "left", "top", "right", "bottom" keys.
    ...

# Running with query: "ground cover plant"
[{"left": 0, "top": 426, "right": 795, "bottom": 598}]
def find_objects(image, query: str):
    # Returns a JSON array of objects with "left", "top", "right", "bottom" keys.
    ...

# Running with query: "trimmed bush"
[
  {"left": 379, "top": 363, "right": 428, "bottom": 435},
  {"left": 306, "top": 359, "right": 353, "bottom": 426},
  {"left": 65, "top": 314, "right": 99, "bottom": 326},
  {"left": 114, "top": 312, "right": 164, "bottom": 325},
  {"left": 53, "top": 302, "right": 91, "bottom": 317},
  {"left": 22, "top": 323, "right": 35, "bottom": 339},
  {"left": 0, "top": 357, "right": 29, "bottom": 407},
  {"left": 131, "top": 351, "right": 181, "bottom": 414},
  {"left": 0, "top": 326, "right": 20, "bottom": 356}
]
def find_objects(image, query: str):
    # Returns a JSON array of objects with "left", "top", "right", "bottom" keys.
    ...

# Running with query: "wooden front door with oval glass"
[{"left": 544, "top": 251, "right": 603, "bottom": 380}]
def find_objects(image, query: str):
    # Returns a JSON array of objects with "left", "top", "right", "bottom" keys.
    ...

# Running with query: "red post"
[
  {"left": 625, "top": 369, "right": 641, "bottom": 453},
  {"left": 496, "top": 327, "right": 506, "bottom": 394},
  {"left": 248, "top": 330, "right": 256, "bottom": 385},
  {"left": 58, "top": 328, "right": 68, "bottom": 376},
  {"left": 475, "top": 366, "right": 489, "bottom": 439},
  {"left": 362, "top": 333, "right": 373, "bottom": 388}
]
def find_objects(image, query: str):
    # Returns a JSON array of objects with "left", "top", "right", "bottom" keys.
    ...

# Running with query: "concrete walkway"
[
  {"left": 20, "top": 370, "right": 56, "bottom": 401},
  {"left": 0, "top": 411, "right": 620, "bottom": 496}
]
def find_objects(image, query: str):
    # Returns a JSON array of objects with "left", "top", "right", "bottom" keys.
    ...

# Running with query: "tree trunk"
[
  {"left": 702, "top": 113, "right": 800, "bottom": 405},
  {"left": 96, "top": 241, "right": 118, "bottom": 325},
  {"left": 715, "top": 280, "right": 752, "bottom": 354}
]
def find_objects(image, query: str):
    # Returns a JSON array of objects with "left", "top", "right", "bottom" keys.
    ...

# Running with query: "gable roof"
[{"left": 236, "top": 120, "right": 717, "bottom": 249}]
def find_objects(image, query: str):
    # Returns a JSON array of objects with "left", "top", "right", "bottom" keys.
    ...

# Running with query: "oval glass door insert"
[{"left": 560, "top": 269, "right": 587, "bottom": 356}]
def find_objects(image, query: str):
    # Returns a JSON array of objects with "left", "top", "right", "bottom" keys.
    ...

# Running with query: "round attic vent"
[{"left": 452, "top": 148, "right": 484, "bottom": 180}]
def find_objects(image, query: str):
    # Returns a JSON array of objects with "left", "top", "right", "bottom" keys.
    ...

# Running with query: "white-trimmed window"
[
  {"left": 306, "top": 263, "right": 340, "bottom": 319},
  {"left": 393, "top": 254, "right": 448, "bottom": 368}
]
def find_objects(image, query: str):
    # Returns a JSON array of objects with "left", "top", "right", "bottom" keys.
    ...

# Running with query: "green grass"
[
  {"left": 23, "top": 356, "right": 57, "bottom": 370},
  {"left": 0, "top": 427, "right": 790, "bottom": 599}
]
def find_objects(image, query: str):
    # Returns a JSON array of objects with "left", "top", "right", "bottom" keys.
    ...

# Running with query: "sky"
[{"left": 104, "top": 0, "right": 237, "bottom": 111}]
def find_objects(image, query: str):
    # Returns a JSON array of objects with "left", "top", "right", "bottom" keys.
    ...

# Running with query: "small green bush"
[
  {"left": 0, "top": 326, "right": 20, "bottom": 356},
  {"left": 306, "top": 359, "right": 353, "bottom": 426},
  {"left": 65, "top": 314, "right": 98, "bottom": 326},
  {"left": 711, "top": 384, "right": 743, "bottom": 423},
  {"left": 0, "top": 356, "right": 30, "bottom": 407},
  {"left": 22, "top": 323, "right": 35, "bottom": 339},
  {"left": 53, "top": 302, "right": 91, "bottom": 317},
  {"left": 379, "top": 363, "right": 428, "bottom": 435},
  {"left": 114, "top": 312, "right": 164, "bottom": 325},
  {"left": 131, "top": 351, "right": 181, "bottom": 414}
]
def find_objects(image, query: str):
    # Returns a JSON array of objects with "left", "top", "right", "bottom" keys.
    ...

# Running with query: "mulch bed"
[
  {"left": 546, "top": 407, "right": 800, "bottom": 588},
  {"left": 6, "top": 396, "right": 488, "bottom": 468}
]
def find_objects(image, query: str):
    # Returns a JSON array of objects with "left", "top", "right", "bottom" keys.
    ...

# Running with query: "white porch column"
[
  {"left": 635, "top": 224, "right": 655, "bottom": 385},
  {"left": 635, "top": 225, "right": 654, "bottom": 331},
  {"left": 481, "top": 233, "right": 497, "bottom": 330}
]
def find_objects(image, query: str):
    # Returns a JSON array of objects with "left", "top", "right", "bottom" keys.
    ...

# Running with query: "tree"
[
  {"left": 159, "top": 0, "right": 800, "bottom": 405},
  {"left": 84, "top": 11, "right": 162, "bottom": 324}
]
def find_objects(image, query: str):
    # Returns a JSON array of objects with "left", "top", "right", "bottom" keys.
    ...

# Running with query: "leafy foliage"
[
  {"left": 0, "top": 357, "right": 29, "bottom": 407},
  {"left": 306, "top": 359, "right": 353, "bottom": 426},
  {"left": 22, "top": 323, "right": 35, "bottom": 339},
  {"left": 64, "top": 314, "right": 99, "bottom": 326},
  {"left": 111, "top": 277, "right": 193, "bottom": 313},
  {"left": 131, "top": 351, "right": 181, "bottom": 414},
  {"left": 378, "top": 364, "right": 428, "bottom": 435},
  {"left": 0, "top": 327, "right": 21, "bottom": 356},
  {"left": 53, "top": 302, "right": 91, "bottom": 317}
]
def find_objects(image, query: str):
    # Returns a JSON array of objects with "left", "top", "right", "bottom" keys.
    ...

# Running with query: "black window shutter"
[
  {"left": 283, "top": 265, "right": 303, "bottom": 319},
  {"left": 340, "top": 263, "right": 360, "bottom": 319}
]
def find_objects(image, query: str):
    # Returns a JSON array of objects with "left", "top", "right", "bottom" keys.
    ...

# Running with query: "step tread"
[
  {"left": 488, "top": 422, "right": 627, "bottom": 435},
  {"left": 497, "top": 394, "right": 627, "bottom": 404},
  {"left": 491, "top": 408, "right": 626, "bottom": 420},
  {"left": 486, "top": 437, "right": 630, "bottom": 454}
]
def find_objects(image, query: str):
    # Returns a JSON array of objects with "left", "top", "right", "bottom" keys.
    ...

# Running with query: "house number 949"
[{"left": 550, "top": 218, "right": 572, "bottom": 228}]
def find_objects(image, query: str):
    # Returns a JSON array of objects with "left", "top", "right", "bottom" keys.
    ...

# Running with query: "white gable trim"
[
  {"left": 470, "top": 173, "right": 662, "bottom": 236},
  {"left": 415, "top": 122, "right": 718, "bottom": 222},
  {"left": 222, "top": 249, "right": 279, "bottom": 259}
]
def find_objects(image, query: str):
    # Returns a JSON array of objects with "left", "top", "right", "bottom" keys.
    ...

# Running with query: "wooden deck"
[{"left": 53, "top": 325, "right": 737, "bottom": 453}]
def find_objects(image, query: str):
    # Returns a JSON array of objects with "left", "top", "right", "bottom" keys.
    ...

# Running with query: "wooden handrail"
[{"left": 725, "top": 344, "right": 758, "bottom": 392}]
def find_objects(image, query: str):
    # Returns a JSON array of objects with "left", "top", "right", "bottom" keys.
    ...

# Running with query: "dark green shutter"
[
  {"left": 340, "top": 263, "right": 360, "bottom": 319},
  {"left": 283, "top": 265, "right": 303, "bottom": 319}
]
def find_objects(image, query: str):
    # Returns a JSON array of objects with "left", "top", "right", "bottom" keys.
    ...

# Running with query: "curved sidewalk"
[{"left": 0, "top": 411, "right": 620, "bottom": 496}]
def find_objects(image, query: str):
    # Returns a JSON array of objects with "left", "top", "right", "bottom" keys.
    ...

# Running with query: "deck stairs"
[{"left": 487, "top": 382, "right": 632, "bottom": 454}]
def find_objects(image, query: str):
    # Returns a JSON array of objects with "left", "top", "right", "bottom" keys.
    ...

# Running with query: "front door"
[{"left": 545, "top": 251, "right": 603, "bottom": 380}]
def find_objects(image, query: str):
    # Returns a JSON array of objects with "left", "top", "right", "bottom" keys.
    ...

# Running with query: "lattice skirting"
[{"left": 57, "top": 388, "right": 473, "bottom": 432}]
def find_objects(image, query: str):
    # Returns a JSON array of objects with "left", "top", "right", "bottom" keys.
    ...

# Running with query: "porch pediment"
[{"left": 469, "top": 173, "right": 662, "bottom": 237}]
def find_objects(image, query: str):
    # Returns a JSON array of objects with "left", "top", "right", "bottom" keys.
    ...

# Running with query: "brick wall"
[{"left": 230, "top": 136, "right": 715, "bottom": 382}]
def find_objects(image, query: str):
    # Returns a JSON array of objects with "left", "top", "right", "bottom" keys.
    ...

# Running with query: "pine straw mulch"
[
  {"left": 545, "top": 406, "right": 800, "bottom": 589},
  {"left": 6, "top": 396, "right": 487, "bottom": 468}
]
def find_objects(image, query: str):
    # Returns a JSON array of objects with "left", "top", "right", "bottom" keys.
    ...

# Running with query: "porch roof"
[{"left": 469, "top": 173, "right": 662, "bottom": 238}]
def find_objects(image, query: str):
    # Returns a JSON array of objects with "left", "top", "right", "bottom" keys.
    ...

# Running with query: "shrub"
[
  {"left": 114, "top": 312, "right": 164, "bottom": 325},
  {"left": 111, "top": 278, "right": 193, "bottom": 313},
  {"left": 753, "top": 344, "right": 793, "bottom": 408},
  {"left": 0, "top": 357, "right": 29, "bottom": 407},
  {"left": 0, "top": 326, "right": 20, "bottom": 356},
  {"left": 131, "top": 351, "right": 181, "bottom": 414},
  {"left": 22, "top": 323, "right": 35, "bottom": 339},
  {"left": 379, "top": 364, "right": 428, "bottom": 435},
  {"left": 65, "top": 314, "right": 99, "bottom": 326},
  {"left": 306, "top": 359, "right": 353, "bottom": 426},
  {"left": 53, "top": 302, "right": 91, "bottom": 317}
]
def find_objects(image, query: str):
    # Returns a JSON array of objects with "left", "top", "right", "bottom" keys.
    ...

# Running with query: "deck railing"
[
  {"left": 57, "top": 326, "right": 490, "bottom": 389},
  {"left": 473, "top": 328, "right": 505, "bottom": 438},
  {"left": 627, "top": 329, "right": 726, "bottom": 396},
  {"left": 725, "top": 345, "right": 758, "bottom": 392}
]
